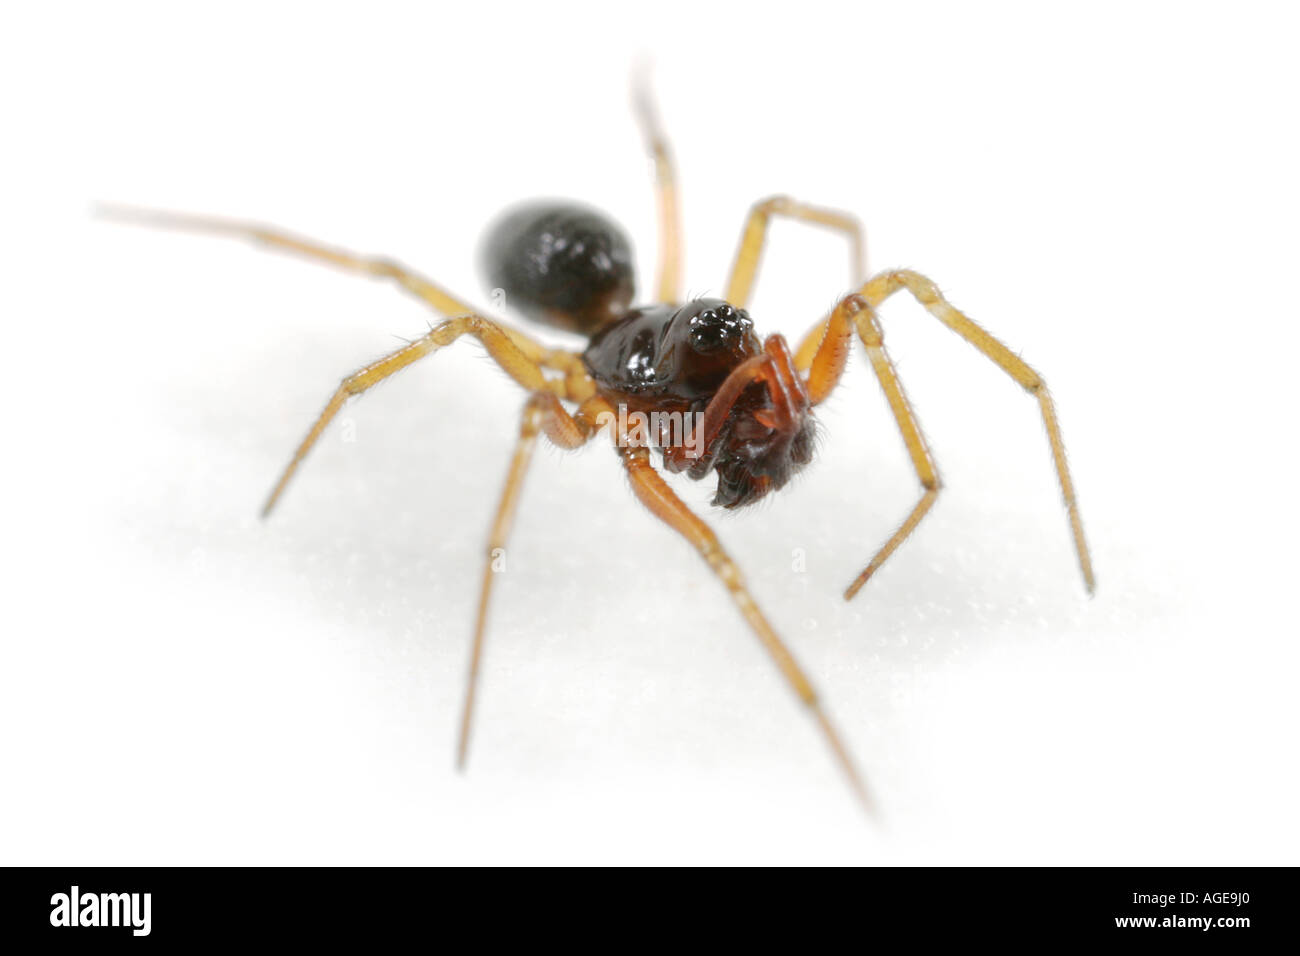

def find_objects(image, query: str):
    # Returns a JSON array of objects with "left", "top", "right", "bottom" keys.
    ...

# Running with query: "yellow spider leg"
[
  {"left": 849, "top": 298, "right": 944, "bottom": 596},
  {"left": 457, "top": 393, "right": 611, "bottom": 769},
  {"left": 632, "top": 77, "right": 683, "bottom": 303},
  {"left": 800, "top": 293, "right": 943, "bottom": 598},
  {"left": 855, "top": 269, "right": 1095, "bottom": 594},
  {"left": 262, "top": 315, "right": 570, "bottom": 517},
  {"left": 795, "top": 314, "right": 836, "bottom": 375},
  {"left": 724, "top": 195, "right": 867, "bottom": 320},
  {"left": 618, "top": 443, "right": 873, "bottom": 815},
  {"left": 96, "top": 203, "right": 479, "bottom": 316}
]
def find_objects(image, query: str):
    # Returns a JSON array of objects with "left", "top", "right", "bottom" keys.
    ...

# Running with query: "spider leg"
[
  {"left": 632, "top": 73, "right": 683, "bottom": 303},
  {"left": 803, "top": 273, "right": 1095, "bottom": 596},
  {"left": 94, "top": 203, "right": 577, "bottom": 373},
  {"left": 456, "top": 392, "right": 610, "bottom": 769},
  {"left": 724, "top": 195, "right": 867, "bottom": 321},
  {"left": 617, "top": 443, "right": 873, "bottom": 814},
  {"left": 862, "top": 270, "right": 1093, "bottom": 593},
  {"left": 97, "top": 203, "right": 478, "bottom": 315},
  {"left": 262, "top": 314, "right": 573, "bottom": 517},
  {"left": 803, "top": 294, "right": 942, "bottom": 598}
]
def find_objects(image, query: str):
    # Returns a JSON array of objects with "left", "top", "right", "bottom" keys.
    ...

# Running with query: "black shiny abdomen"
[{"left": 481, "top": 201, "right": 636, "bottom": 335}]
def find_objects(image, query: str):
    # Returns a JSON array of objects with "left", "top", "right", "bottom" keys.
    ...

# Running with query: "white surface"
[{"left": 2, "top": 1, "right": 1297, "bottom": 864}]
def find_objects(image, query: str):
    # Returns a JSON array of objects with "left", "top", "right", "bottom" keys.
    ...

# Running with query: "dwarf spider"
[{"left": 100, "top": 81, "right": 1093, "bottom": 814}]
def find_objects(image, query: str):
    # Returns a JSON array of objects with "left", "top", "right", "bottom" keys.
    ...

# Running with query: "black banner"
[{"left": 1, "top": 866, "right": 1289, "bottom": 945}]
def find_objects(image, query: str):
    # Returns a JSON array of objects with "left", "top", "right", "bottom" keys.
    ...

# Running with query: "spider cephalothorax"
[{"left": 580, "top": 296, "right": 816, "bottom": 508}]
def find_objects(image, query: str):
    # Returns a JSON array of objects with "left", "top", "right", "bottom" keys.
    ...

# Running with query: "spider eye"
[
  {"left": 689, "top": 309, "right": 727, "bottom": 352},
  {"left": 690, "top": 329, "right": 725, "bottom": 351}
]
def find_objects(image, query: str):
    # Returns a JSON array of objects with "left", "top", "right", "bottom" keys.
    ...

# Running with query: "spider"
[{"left": 100, "top": 82, "right": 1093, "bottom": 814}]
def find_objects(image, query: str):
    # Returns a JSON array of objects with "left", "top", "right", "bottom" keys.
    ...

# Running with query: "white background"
[{"left": 2, "top": 1, "right": 1297, "bottom": 864}]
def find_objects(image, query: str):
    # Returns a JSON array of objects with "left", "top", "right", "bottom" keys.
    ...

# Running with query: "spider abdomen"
[{"left": 480, "top": 201, "right": 636, "bottom": 335}]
